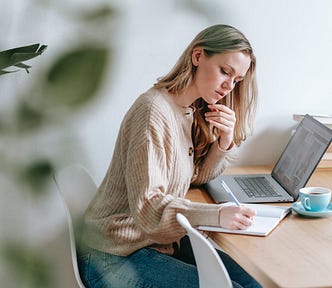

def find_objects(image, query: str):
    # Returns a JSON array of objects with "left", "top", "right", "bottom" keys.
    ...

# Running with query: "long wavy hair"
[{"left": 154, "top": 24, "right": 258, "bottom": 167}]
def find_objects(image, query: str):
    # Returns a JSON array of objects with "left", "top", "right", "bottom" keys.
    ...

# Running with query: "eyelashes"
[
  {"left": 220, "top": 68, "right": 229, "bottom": 75},
  {"left": 220, "top": 67, "right": 242, "bottom": 85}
]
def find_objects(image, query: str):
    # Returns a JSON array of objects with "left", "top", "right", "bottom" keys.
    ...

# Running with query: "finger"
[
  {"left": 205, "top": 110, "right": 235, "bottom": 124},
  {"left": 241, "top": 206, "right": 257, "bottom": 218},
  {"left": 206, "top": 105, "right": 232, "bottom": 116},
  {"left": 207, "top": 118, "right": 233, "bottom": 128},
  {"left": 236, "top": 221, "right": 252, "bottom": 230},
  {"left": 228, "top": 215, "right": 252, "bottom": 230},
  {"left": 207, "top": 120, "right": 234, "bottom": 134},
  {"left": 240, "top": 215, "right": 254, "bottom": 227},
  {"left": 234, "top": 215, "right": 254, "bottom": 230},
  {"left": 208, "top": 104, "right": 234, "bottom": 116},
  {"left": 205, "top": 111, "right": 234, "bottom": 121},
  {"left": 205, "top": 109, "right": 234, "bottom": 123}
]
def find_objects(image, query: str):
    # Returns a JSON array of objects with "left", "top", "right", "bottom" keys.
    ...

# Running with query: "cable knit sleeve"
[
  {"left": 191, "top": 141, "right": 236, "bottom": 185},
  {"left": 83, "top": 89, "right": 225, "bottom": 255},
  {"left": 123, "top": 98, "right": 221, "bottom": 243}
]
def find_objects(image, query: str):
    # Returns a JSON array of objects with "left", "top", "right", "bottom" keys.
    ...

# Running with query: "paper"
[{"left": 198, "top": 203, "right": 291, "bottom": 236}]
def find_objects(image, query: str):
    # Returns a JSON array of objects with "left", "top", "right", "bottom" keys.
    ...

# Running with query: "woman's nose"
[{"left": 222, "top": 79, "right": 234, "bottom": 91}]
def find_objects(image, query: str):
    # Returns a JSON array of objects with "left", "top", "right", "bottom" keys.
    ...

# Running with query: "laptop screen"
[{"left": 272, "top": 114, "right": 332, "bottom": 199}]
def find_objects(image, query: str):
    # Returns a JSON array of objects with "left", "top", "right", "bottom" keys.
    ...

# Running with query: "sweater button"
[{"left": 189, "top": 147, "right": 194, "bottom": 156}]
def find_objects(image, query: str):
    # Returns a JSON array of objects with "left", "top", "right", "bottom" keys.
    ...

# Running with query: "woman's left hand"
[{"left": 205, "top": 104, "right": 235, "bottom": 151}]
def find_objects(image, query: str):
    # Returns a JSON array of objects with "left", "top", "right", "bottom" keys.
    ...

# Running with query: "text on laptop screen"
[{"left": 272, "top": 115, "right": 332, "bottom": 198}]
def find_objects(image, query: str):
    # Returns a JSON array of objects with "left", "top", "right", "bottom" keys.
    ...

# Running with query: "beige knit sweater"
[{"left": 83, "top": 88, "right": 232, "bottom": 256}]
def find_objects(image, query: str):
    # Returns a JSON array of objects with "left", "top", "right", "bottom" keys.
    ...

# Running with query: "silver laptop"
[{"left": 205, "top": 114, "right": 332, "bottom": 203}]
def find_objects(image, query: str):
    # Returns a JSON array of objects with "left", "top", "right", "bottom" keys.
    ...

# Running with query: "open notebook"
[{"left": 198, "top": 203, "right": 292, "bottom": 236}]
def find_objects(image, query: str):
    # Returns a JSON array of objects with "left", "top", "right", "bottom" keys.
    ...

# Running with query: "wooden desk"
[{"left": 187, "top": 166, "right": 332, "bottom": 288}]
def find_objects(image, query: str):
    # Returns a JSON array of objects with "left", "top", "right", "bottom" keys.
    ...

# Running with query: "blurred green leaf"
[
  {"left": 0, "top": 43, "right": 47, "bottom": 75},
  {"left": 0, "top": 68, "right": 17, "bottom": 75},
  {"left": 15, "top": 62, "right": 32, "bottom": 69},
  {"left": 2, "top": 243, "right": 54, "bottom": 288},
  {"left": 45, "top": 46, "right": 109, "bottom": 108},
  {"left": 16, "top": 101, "right": 46, "bottom": 131},
  {"left": 0, "top": 119, "right": 4, "bottom": 132},
  {"left": 20, "top": 159, "right": 54, "bottom": 194},
  {"left": 80, "top": 5, "right": 115, "bottom": 22}
]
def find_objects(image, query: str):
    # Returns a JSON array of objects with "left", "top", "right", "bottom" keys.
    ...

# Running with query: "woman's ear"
[{"left": 192, "top": 47, "right": 204, "bottom": 66}]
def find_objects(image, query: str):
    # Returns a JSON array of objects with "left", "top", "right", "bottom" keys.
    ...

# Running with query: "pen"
[{"left": 221, "top": 180, "right": 241, "bottom": 206}]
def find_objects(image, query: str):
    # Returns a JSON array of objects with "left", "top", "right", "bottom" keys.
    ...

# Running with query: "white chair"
[
  {"left": 176, "top": 213, "right": 233, "bottom": 288},
  {"left": 53, "top": 164, "right": 97, "bottom": 288}
]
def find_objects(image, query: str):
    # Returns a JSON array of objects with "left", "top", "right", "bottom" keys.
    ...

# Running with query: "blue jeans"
[{"left": 78, "top": 236, "right": 262, "bottom": 288}]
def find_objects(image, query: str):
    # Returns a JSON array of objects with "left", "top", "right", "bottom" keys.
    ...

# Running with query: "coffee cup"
[{"left": 299, "top": 187, "right": 331, "bottom": 212}]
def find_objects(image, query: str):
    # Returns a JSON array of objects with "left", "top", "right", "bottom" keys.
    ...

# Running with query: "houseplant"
[{"left": 0, "top": 43, "right": 47, "bottom": 75}]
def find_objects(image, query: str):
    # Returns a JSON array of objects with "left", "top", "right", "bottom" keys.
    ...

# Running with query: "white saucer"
[{"left": 292, "top": 202, "right": 332, "bottom": 217}]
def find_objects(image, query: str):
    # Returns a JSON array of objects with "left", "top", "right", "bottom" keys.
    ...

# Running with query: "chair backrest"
[
  {"left": 53, "top": 164, "right": 97, "bottom": 288},
  {"left": 176, "top": 213, "right": 233, "bottom": 288}
]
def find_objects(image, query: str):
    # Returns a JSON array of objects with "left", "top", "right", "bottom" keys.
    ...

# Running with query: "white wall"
[
  {"left": 1, "top": 1, "right": 331, "bottom": 285},
  {"left": 2, "top": 0, "right": 332, "bottom": 185},
  {"left": 82, "top": 0, "right": 332, "bottom": 184}
]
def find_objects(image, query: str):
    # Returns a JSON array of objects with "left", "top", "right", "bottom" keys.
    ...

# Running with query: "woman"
[{"left": 79, "top": 24, "right": 261, "bottom": 288}]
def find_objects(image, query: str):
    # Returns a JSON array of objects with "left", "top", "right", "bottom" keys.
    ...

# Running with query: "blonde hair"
[{"left": 154, "top": 24, "right": 258, "bottom": 166}]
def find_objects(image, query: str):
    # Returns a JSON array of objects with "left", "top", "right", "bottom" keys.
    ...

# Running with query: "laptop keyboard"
[{"left": 234, "top": 177, "right": 281, "bottom": 198}]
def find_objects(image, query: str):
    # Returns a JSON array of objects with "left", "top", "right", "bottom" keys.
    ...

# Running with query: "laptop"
[{"left": 205, "top": 114, "right": 332, "bottom": 203}]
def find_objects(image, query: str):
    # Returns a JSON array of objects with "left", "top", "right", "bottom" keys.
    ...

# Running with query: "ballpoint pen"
[{"left": 221, "top": 180, "right": 241, "bottom": 206}]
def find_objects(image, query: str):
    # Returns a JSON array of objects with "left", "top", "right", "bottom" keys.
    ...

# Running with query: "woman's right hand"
[{"left": 218, "top": 205, "right": 256, "bottom": 230}]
